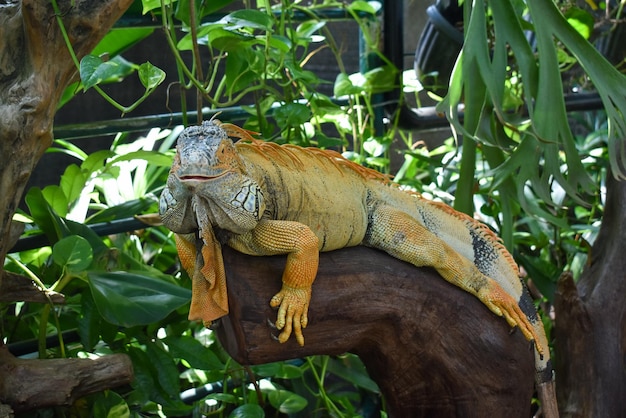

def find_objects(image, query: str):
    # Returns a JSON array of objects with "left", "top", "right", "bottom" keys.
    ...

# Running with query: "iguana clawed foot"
[
  {"left": 478, "top": 280, "right": 544, "bottom": 356},
  {"left": 270, "top": 284, "right": 311, "bottom": 346}
]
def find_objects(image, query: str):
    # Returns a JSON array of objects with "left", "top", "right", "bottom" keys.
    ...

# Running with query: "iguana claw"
[
  {"left": 270, "top": 284, "right": 311, "bottom": 346},
  {"left": 478, "top": 282, "right": 544, "bottom": 356}
]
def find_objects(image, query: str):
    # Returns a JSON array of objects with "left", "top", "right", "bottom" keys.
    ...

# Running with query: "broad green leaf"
[
  {"left": 564, "top": 7, "right": 594, "bottom": 40},
  {"left": 266, "top": 34, "right": 292, "bottom": 53},
  {"left": 347, "top": 0, "right": 378, "bottom": 15},
  {"left": 267, "top": 390, "right": 307, "bottom": 414},
  {"left": 252, "top": 362, "right": 281, "bottom": 377},
  {"left": 229, "top": 404, "right": 265, "bottom": 418},
  {"left": 273, "top": 364, "right": 304, "bottom": 380},
  {"left": 362, "top": 65, "right": 398, "bottom": 93},
  {"left": 91, "top": 391, "right": 130, "bottom": 418},
  {"left": 92, "top": 27, "right": 154, "bottom": 57},
  {"left": 87, "top": 271, "right": 190, "bottom": 327},
  {"left": 82, "top": 150, "right": 115, "bottom": 173},
  {"left": 333, "top": 73, "right": 363, "bottom": 97},
  {"left": 127, "top": 346, "right": 160, "bottom": 402},
  {"left": 164, "top": 335, "right": 225, "bottom": 370},
  {"left": 296, "top": 20, "right": 326, "bottom": 40},
  {"left": 175, "top": 0, "right": 236, "bottom": 26},
  {"left": 42, "top": 185, "right": 69, "bottom": 218},
  {"left": 64, "top": 219, "right": 110, "bottom": 259},
  {"left": 60, "top": 164, "right": 88, "bottom": 206},
  {"left": 138, "top": 62, "right": 165, "bottom": 90},
  {"left": 209, "top": 28, "right": 253, "bottom": 51},
  {"left": 52, "top": 235, "right": 93, "bottom": 272},
  {"left": 25, "top": 187, "right": 70, "bottom": 243},
  {"left": 142, "top": 0, "right": 173, "bottom": 14},
  {"left": 323, "top": 356, "right": 380, "bottom": 393},
  {"left": 109, "top": 150, "right": 173, "bottom": 167},
  {"left": 145, "top": 341, "right": 181, "bottom": 399},
  {"left": 80, "top": 55, "right": 130, "bottom": 90},
  {"left": 87, "top": 197, "right": 157, "bottom": 224},
  {"left": 78, "top": 290, "right": 100, "bottom": 351},
  {"left": 222, "top": 9, "right": 274, "bottom": 32},
  {"left": 273, "top": 103, "right": 311, "bottom": 127}
]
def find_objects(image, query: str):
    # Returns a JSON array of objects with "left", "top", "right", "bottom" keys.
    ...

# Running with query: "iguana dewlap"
[{"left": 159, "top": 119, "right": 556, "bottom": 403}]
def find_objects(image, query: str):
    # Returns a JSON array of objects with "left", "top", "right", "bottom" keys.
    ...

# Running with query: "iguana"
[{"left": 159, "top": 119, "right": 558, "bottom": 415}]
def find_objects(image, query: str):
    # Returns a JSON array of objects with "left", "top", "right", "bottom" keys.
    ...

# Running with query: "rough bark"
[
  {"left": 0, "top": 345, "right": 133, "bottom": 412},
  {"left": 0, "top": 0, "right": 134, "bottom": 290},
  {"left": 0, "top": 0, "right": 134, "bottom": 412},
  {"left": 216, "top": 246, "right": 536, "bottom": 417},
  {"left": 554, "top": 175, "right": 626, "bottom": 417}
]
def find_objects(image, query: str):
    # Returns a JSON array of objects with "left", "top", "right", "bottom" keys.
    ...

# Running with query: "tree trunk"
[
  {"left": 0, "top": 0, "right": 134, "bottom": 412},
  {"left": 0, "top": 0, "right": 134, "bottom": 291},
  {"left": 554, "top": 175, "right": 626, "bottom": 417},
  {"left": 216, "top": 246, "right": 536, "bottom": 417}
]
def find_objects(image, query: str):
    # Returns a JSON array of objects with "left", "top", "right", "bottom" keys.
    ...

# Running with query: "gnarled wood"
[
  {"left": 216, "top": 246, "right": 536, "bottom": 417},
  {"left": 0, "top": 0, "right": 134, "bottom": 413},
  {"left": 0, "top": 345, "right": 133, "bottom": 413},
  {"left": 0, "top": 0, "right": 134, "bottom": 289}
]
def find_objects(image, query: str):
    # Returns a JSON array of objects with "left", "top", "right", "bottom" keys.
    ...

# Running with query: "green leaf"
[
  {"left": 138, "top": 61, "right": 165, "bottom": 90},
  {"left": 333, "top": 73, "right": 363, "bottom": 97},
  {"left": 163, "top": 335, "right": 225, "bottom": 370},
  {"left": 229, "top": 404, "right": 265, "bottom": 418},
  {"left": 87, "top": 271, "right": 191, "bottom": 327},
  {"left": 296, "top": 20, "right": 326, "bottom": 41},
  {"left": 362, "top": 65, "right": 398, "bottom": 93},
  {"left": 273, "top": 103, "right": 311, "bottom": 127},
  {"left": 87, "top": 197, "right": 156, "bottom": 224},
  {"left": 91, "top": 391, "right": 130, "bottom": 418},
  {"left": 42, "top": 185, "right": 69, "bottom": 218},
  {"left": 60, "top": 164, "right": 88, "bottom": 206},
  {"left": 25, "top": 187, "right": 70, "bottom": 243},
  {"left": 175, "top": 0, "right": 236, "bottom": 26},
  {"left": 267, "top": 390, "right": 307, "bottom": 414},
  {"left": 222, "top": 9, "right": 274, "bottom": 32},
  {"left": 52, "top": 235, "right": 93, "bottom": 272},
  {"left": 92, "top": 27, "right": 154, "bottom": 57},
  {"left": 80, "top": 55, "right": 130, "bottom": 90},
  {"left": 109, "top": 150, "right": 172, "bottom": 167},
  {"left": 347, "top": 0, "right": 378, "bottom": 15},
  {"left": 145, "top": 341, "right": 181, "bottom": 399},
  {"left": 564, "top": 7, "right": 594, "bottom": 40},
  {"left": 142, "top": 0, "right": 173, "bottom": 14}
]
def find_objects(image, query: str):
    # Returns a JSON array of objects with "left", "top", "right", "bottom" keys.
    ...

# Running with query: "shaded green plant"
[{"left": 4, "top": 0, "right": 624, "bottom": 416}]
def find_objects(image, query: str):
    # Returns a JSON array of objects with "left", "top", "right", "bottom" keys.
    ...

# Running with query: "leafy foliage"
[{"left": 2, "top": 0, "right": 623, "bottom": 416}]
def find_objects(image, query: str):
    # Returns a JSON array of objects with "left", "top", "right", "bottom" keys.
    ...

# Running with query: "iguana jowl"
[{"left": 159, "top": 119, "right": 557, "bottom": 413}]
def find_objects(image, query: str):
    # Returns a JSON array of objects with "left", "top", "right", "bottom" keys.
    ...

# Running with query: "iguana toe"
[{"left": 270, "top": 285, "right": 310, "bottom": 346}]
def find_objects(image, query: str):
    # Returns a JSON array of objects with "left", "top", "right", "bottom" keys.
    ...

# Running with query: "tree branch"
[{"left": 216, "top": 246, "right": 536, "bottom": 417}]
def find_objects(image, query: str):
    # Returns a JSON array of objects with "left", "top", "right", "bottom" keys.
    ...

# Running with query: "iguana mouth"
[{"left": 179, "top": 172, "right": 226, "bottom": 181}]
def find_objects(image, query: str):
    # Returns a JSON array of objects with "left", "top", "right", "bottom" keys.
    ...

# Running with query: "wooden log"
[
  {"left": 216, "top": 246, "right": 535, "bottom": 417},
  {"left": 0, "top": 345, "right": 133, "bottom": 412}
]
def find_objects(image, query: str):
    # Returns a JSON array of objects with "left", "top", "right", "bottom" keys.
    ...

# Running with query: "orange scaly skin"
[{"left": 159, "top": 120, "right": 557, "bottom": 415}]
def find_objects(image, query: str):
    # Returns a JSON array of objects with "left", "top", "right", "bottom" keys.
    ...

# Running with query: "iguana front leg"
[
  {"left": 228, "top": 219, "right": 319, "bottom": 346},
  {"left": 365, "top": 206, "right": 542, "bottom": 353}
]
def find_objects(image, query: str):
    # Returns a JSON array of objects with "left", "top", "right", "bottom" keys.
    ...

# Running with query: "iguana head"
[{"left": 159, "top": 120, "right": 265, "bottom": 235}]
